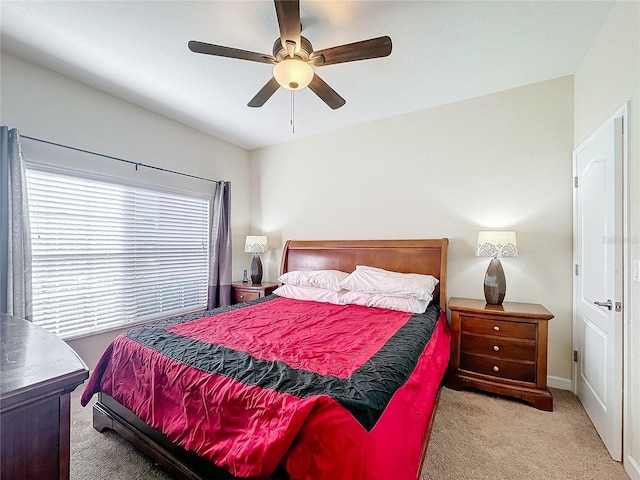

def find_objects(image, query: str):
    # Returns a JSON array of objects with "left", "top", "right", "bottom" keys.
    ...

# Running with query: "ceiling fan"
[{"left": 188, "top": 0, "right": 392, "bottom": 110}]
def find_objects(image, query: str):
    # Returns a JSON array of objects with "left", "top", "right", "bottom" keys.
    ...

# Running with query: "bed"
[{"left": 82, "top": 238, "right": 450, "bottom": 480}]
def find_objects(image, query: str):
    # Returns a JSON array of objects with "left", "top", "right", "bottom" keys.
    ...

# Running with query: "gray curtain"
[
  {"left": 0, "top": 126, "right": 33, "bottom": 320},
  {"left": 207, "top": 180, "right": 232, "bottom": 309}
]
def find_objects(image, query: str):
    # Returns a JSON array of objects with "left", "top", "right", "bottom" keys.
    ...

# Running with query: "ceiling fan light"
[{"left": 273, "top": 58, "right": 314, "bottom": 90}]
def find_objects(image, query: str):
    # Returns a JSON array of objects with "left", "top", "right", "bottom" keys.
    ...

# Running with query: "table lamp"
[
  {"left": 476, "top": 231, "right": 518, "bottom": 305},
  {"left": 244, "top": 235, "right": 268, "bottom": 285}
]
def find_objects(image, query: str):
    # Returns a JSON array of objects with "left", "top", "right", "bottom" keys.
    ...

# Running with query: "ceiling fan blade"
[
  {"left": 248, "top": 77, "right": 281, "bottom": 108},
  {"left": 308, "top": 74, "right": 345, "bottom": 110},
  {"left": 309, "top": 36, "right": 392, "bottom": 66},
  {"left": 274, "top": 0, "right": 301, "bottom": 55},
  {"left": 188, "top": 41, "right": 275, "bottom": 64}
]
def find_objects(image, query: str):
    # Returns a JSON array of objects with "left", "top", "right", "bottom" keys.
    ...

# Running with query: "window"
[{"left": 25, "top": 165, "right": 210, "bottom": 339}]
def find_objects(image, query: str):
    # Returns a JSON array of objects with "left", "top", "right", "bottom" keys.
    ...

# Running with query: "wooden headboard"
[{"left": 280, "top": 239, "right": 449, "bottom": 310}]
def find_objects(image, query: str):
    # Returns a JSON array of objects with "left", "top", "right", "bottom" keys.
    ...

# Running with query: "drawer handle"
[
  {"left": 493, "top": 325, "right": 500, "bottom": 331},
  {"left": 239, "top": 295, "right": 244, "bottom": 299},
  {"left": 493, "top": 345, "right": 500, "bottom": 351},
  {"left": 493, "top": 366, "right": 499, "bottom": 372}
]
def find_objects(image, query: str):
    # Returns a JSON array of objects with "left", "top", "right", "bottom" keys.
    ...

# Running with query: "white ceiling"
[{"left": 1, "top": 1, "right": 614, "bottom": 151}]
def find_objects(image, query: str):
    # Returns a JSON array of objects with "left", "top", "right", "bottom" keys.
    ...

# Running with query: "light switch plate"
[{"left": 633, "top": 260, "right": 640, "bottom": 283}]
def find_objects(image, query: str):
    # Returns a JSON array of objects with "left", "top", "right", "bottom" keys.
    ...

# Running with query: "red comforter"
[{"left": 82, "top": 296, "right": 450, "bottom": 480}]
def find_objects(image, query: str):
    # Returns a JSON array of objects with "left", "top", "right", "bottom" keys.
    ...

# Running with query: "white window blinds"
[{"left": 25, "top": 165, "right": 210, "bottom": 339}]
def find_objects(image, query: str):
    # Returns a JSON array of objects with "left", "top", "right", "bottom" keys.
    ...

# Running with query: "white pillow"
[
  {"left": 339, "top": 265, "right": 438, "bottom": 301},
  {"left": 273, "top": 284, "right": 345, "bottom": 305},
  {"left": 278, "top": 269, "right": 348, "bottom": 292},
  {"left": 339, "top": 290, "right": 429, "bottom": 314}
]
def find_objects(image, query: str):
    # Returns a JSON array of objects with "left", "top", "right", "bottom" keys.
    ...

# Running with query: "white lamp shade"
[
  {"left": 476, "top": 231, "right": 518, "bottom": 258},
  {"left": 244, "top": 235, "right": 268, "bottom": 253},
  {"left": 273, "top": 58, "right": 314, "bottom": 90}
]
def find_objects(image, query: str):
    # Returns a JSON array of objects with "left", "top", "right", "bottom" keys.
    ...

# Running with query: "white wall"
[
  {"left": 250, "top": 76, "right": 574, "bottom": 386},
  {"left": 574, "top": 2, "right": 640, "bottom": 478},
  {"left": 0, "top": 52, "right": 251, "bottom": 370}
]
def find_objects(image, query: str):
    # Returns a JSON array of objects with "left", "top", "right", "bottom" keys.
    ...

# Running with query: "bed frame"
[{"left": 92, "top": 238, "right": 449, "bottom": 480}]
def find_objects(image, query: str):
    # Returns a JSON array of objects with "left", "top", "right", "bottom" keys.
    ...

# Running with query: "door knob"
[{"left": 593, "top": 299, "right": 612, "bottom": 310}]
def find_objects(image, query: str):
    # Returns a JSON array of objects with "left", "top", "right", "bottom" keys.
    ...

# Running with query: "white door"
[{"left": 573, "top": 111, "right": 624, "bottom": 461}]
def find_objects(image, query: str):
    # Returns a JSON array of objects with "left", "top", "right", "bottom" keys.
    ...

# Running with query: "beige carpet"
[
  {"left": 422, "top": 388, "right": 628, "bottom": 480},
  {"left": 71, "top": 386, "right": 629, "bottom": 479}
]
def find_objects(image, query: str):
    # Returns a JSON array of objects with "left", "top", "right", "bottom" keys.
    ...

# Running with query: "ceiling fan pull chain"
[{"left": 290, "top": 89, "right": 295, "bottom": 134}]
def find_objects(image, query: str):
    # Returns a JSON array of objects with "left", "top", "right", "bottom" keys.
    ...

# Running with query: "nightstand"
[
  {"left": 446, "top": 297, "right": 554, "bottom": 411},
  {"left": 231, "top": 281, "right": 279, "bottom": 304}
]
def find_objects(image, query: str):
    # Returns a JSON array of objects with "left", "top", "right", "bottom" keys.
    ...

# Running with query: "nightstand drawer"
[
  {"left": 234, "top": 290, "right": 260, "bottom": 303},
  {"left": 231, "top": 281, "right": 279, "bottom": 305},
  {"left": 461, "top": 316, "right": 535, "bottom": 340},
  {"left": 461, "top": 333, "right": 535, "bottom": 361},
  {"left": 460, "top": 353, "right": 536, "bottom": 383}
]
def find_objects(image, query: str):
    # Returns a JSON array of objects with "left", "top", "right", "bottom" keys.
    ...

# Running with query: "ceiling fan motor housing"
[{"left": 273, "top": 36, "right": 314, "bottom": 62}]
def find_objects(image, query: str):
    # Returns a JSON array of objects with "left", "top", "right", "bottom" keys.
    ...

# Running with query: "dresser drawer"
[
  {"left": 460, "top": 353, "right": 536, "bottom": 383},
  {"left": 234, "top": 290, "right": 260, "bottom": 303},
  {"left": 461, "top": 333, "right": 535, "bottom": 361},
  {"left": 461, "top": 315, "right": 536, "bottom": 340}
]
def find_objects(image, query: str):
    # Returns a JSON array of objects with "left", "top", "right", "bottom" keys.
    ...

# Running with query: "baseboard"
[
  {"left": 625, "top": 454, "right": 640, "bottom": 480},
  {"left": 547, "top": 376, "right": 572, "bottom": 391}
]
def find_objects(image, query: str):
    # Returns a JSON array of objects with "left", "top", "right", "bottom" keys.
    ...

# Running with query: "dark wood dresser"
[
  {"left": 445, "top": 297, "right": 554, "bottom": 411},
  {"left": 0, "top": 313, "right": 89, "bottom": 480}
]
